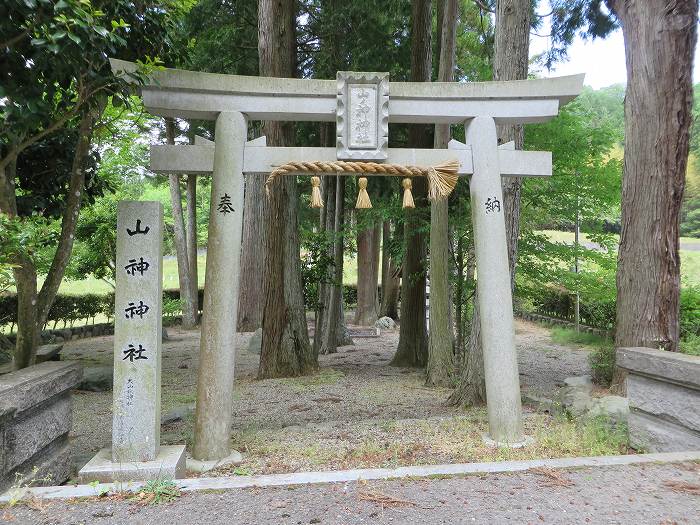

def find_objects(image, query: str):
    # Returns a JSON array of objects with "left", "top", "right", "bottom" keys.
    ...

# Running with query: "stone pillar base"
[
  {"left": 78, "top": 445, "right": 186, "bottom": 484},
  {"left": 482, "top": 434, "right": 535, "bottom": 449}
]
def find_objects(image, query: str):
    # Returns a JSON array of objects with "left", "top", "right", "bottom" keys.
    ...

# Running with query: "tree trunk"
[
  {"left": 321, "top": 175, "right": 350, "bottom": 353},
  {"left": 258, "top": 0, "right": 316, "bottom": 378},
  {"left": 355, "top": 223, "right": 378, "bottom": 325},
  {"left": 238, "top": 172, "right": 266, "bottom": 331},
  {"left": 165, "top": 118, "right": 198, "bottom": 329},
  {"left": 186, "top": 173, "right": 199, "bottom": 314},
  {"left": 379, "top": 220, "right": 400, "bottom": 319},
  {"left": 449, "top": 0, "right": 529, "bottom": 405},
  {"left": 609, "top": 1, "right": 697, "bottom": 362},
  {"left": 426, "top": 0, "right": 458, "bottom": 387},
  {"left": 391, "top": 0, "right": 432, "bottom": 368}
]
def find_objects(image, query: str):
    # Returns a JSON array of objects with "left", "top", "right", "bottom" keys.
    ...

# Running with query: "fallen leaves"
[
  {"left": 662, "top": 480, "right": 700, "bottom": 496},
  {"left": 528, "top": 467, "right": 576, "bottom": 488},
  {"left": 358, "top": 490, "right": 417, "bottom": 508}
]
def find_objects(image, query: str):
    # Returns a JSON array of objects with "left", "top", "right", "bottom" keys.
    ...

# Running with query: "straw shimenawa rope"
[
  {"left": 355, "top": 177, "right": 372, "bottom": 209},
  {"left": 265, "top": 159, "right": 460, "bottom": 201},
  {"left": 402, "top": 178, "right": 415, "bottom": 209}
]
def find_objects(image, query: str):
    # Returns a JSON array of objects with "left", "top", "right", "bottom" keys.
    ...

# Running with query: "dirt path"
[
  {"left": 65, "top": 319, "right": 594, "bottom": 475},
  {"left": 6, "top": 462, "right": 699, "bottom": 525}
]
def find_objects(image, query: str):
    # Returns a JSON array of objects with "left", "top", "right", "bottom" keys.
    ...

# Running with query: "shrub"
[{"left": 589, "top": 344, "right": 616, "bottom": 386}]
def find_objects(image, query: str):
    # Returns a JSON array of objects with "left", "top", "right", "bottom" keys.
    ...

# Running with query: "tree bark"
[
  {"left": 165, "top": 118, "right": 198, "bottom": 329},
  {"left": 320, "top": 175, "right": 350, "bottom": 353},
  {"left": 238, "top": 172, "right": 266, "bottom": 331},
  {"left": 608, "top": 0, "right": 697, "bottom": 360},
  {"left": 258, "top": 0, "right": 316, "bottom": 378},
  {"left": 355, "top": 222, "right": 379, "bottom": 325},
  {"left": 426, "top": 0, "right": 458, "bottom": 387},
  {"left": 186, "top": 173, "right": 199, "bottom": 314},
  {"left": 449, "top": 0, "right": 529, "bottom": 405},
  {"left": 391, "top": 0, "right": 433, "bottom": 368},
  {"left": 379, "top": 220, "right": 400, "bottom": 319}
]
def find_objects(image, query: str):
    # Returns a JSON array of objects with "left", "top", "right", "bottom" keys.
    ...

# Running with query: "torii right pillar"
[{"left": 466, "top": 116, "right": 529, "bottom": 447}]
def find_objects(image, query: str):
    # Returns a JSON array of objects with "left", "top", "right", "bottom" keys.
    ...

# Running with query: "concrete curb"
[{"left": 2, "top": 450, "right": 699, "bottom": 503}]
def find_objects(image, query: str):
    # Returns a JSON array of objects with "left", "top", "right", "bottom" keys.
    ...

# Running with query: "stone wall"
[
  {"left": 515, "top": 310, "right": 612, "bottom": 339},
  {"left": 0, "top": 361, "right": 82, "bottom": 493},
  {"left": 617, "top": 347, "right": 700, "bottom": 452}
]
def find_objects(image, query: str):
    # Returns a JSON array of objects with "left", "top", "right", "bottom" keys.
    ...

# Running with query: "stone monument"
[{"left": 79, "top": 201, "right": 185, "bottom": 482}]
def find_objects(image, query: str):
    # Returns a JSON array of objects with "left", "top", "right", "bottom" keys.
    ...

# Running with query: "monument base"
[{"left": 78, "top": 445, "right": 186, "bottom": 484}]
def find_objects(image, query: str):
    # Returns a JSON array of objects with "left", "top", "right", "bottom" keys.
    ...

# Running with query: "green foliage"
[
  {"left": 680, "top": 286, "right": 700, "bottom": 339},
  {"left": 550, "top": 326, "right": 610, "bottom": 347},
  {"left": 589, "top": 343, "right": 616, "bottom": 386},
  {"left": 135, "top": 477, "right": 180, "bottom": 504},
  {"left": 680, "top": 334, "right": 700, "bottom": 356}
]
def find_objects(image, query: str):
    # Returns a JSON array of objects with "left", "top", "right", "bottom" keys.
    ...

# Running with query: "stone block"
[
  {"left": 78, "top": 445, "right": 186, "bottom": 484},
  {"left": 0, "top": 436, "right": 73, "bottom": 494},
  {"left": 247, "top": 328, "right": 262, "bottom": 354},
  {"left": 3, "top": 394, "right": 71, "bottom": 473},
  {"left": 77, "top": 366, "right": 113, "bottom": 392},
  {"left": 617, "top": 347, "right": 700, "bottom": 389},
  {"left": 0, "top": 361, "right": 81, "bottom": 417},
  {"left": 629, "top": 410, "right": 700, "bottom": 453},
  {"left": 627, "top": 374, "right": 700, "bottom": 432}
]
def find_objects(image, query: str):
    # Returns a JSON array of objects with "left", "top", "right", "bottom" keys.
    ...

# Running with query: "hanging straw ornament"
[
  {"left": 355, "top": 177, "right": 372, "bottom": 209},
  {"left": 426, "top": 159, "right": 460, "bottom": 201},
  {"left": 310, "top": 176, "right": 323, "bottom": 208},
  {"left": 402, "top": 178, "right": 415, "bottom": 209}
]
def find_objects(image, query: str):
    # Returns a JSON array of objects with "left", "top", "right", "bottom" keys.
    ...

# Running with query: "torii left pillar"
[{"left": 193, "top": 111, "right": 246, "bottom": 462}]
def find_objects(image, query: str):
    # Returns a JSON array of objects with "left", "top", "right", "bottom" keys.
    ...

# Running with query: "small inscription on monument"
[{"left": 113, "top": 201, "right": 163, "bottom": 463}]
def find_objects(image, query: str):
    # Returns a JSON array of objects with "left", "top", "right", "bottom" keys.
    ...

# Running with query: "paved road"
[{"left": 6, "top": 462, "right": 699, "bottom": 525}]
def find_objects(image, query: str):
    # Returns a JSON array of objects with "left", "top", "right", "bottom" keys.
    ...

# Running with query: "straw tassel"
[
  {"left": 402, "top": 178, "right": 415, "bottom": 209},
  {"left": 355, "top": 177, "right": 372, "bottom": 209},
  {"left": 310, "top": 176, "right": 323, "bottom": 208},
  {"left": 426, "top": 159, "right": 460, "bottom": 201}
]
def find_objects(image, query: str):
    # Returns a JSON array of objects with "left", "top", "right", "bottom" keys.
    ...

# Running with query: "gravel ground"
[
  {"left": 5, "top": 462, "right": 699, "bottom": 524},
  {"left": 65, "top": 319, "right": 594, "bottom": 474}
]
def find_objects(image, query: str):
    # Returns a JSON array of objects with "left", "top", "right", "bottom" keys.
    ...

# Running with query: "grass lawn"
[
  {"left": 41, "top": 255, "right": 208, "bottom": 295},
  {"left": 539, "top": 230, "right": 700, "bottom": 287},
  {"left": 24, "top": 230, "right": 700, "bottom": 296}
]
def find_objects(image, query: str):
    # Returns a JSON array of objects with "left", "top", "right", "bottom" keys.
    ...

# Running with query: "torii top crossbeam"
[{"left": 110, "top": 59, "right": 583, "bottom": 125}]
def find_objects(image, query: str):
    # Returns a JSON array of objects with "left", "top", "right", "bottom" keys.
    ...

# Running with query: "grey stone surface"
[
  {"left": 0, "top": 362, "right": 81, "bottom": 493},
  {"left": 629, "top": 410, "right": 700, "bottom": 453},
  {"left": 36, "top": 344, "right": 63, "bottom": 363},
  {"left": 617, "top": 346, "right": 700, "bottom": 388},
  {"left": 113, "top": 201, "right": 163, "bottom": 463},
  {"left": 78, "top": 445, "right": 186, "bottom": 484},
  {"left": 587, "top": 395, "right": 629, "bottom": 423},
  {"left": 563, "top": 375, "right": 593, "bottom": 389},
  {"left": 1, "top": 437, "right": 73, "bottom": 494},
  {"left": 77, "top": 366, "right": 113, "bottom": 392},
  {"left": 375, "top": 316, "right": 395, "bottom": 330},
  {"left": 3, "top": 394, "right": 72, "bottom": 473},
  {"left": 247, "top": 328, "right": 262, "bottom": 354},
  {"left": 0, "top": 361, "right": 81, "bottom": 415},
  {"left": 627, "top": 374, "right": 700, "bottom": 432}
]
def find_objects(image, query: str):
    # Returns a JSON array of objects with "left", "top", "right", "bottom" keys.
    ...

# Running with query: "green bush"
[
  {"left": 680, "top": 286, "right": 700, "bottom": 339},
  {"left": 680, "top": 334, "right": 700, "bottom": 356},
  {"left": 589, "top": 344, "right": 616, "bottom": 386}
]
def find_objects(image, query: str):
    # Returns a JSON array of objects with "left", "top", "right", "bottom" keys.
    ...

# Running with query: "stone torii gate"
[{"left": 114, "top": 59, "right": 583, "bottom": 460}]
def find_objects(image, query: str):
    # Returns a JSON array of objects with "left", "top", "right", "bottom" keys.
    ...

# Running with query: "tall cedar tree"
[
  {"left": 449, "top": 0, "right": 530, "bottom": 405},
  {"left": 609, "top": 0, "right": 697, "bottom": 356},
  {"left": 391, "top": 0, "right": 433, "bottom": 367},
  {"left": 426, "top": 0, "right": 458, "bottom": 386},
  {"left": 258, "top": 0, "right": 317, "bottom": 378}
]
